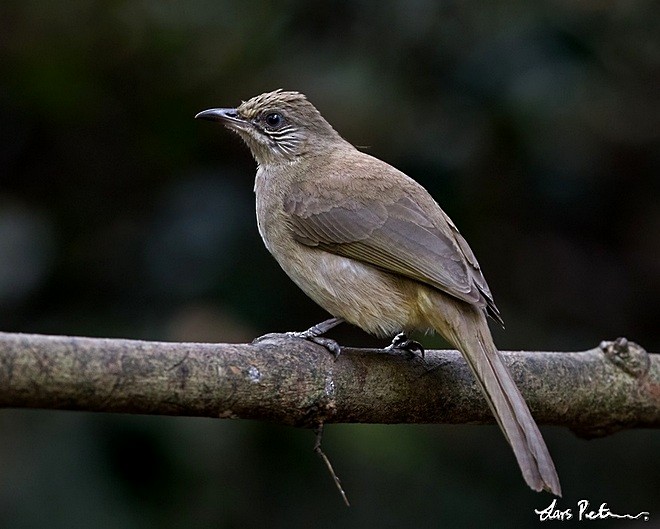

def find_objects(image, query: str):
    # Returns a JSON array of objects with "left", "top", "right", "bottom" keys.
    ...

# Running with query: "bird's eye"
[{"left": 264, "top": 112, "right": 283, "bottom": 129}]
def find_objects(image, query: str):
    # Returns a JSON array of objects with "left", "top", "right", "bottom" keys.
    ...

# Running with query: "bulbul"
[{"left": 196, "top": 89, "right": 561, "bottom": 495}]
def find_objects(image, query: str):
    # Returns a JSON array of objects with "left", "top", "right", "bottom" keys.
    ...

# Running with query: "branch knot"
[{"left": 600, "top": 337, "right": 650, "bottom": 379}]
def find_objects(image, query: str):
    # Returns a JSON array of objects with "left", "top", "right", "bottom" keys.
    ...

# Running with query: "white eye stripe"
[
  {"left": 267, "top": 129, "right": 298, "bottom": 143},
  {"left": 267, "top": 126, "right": 294, "bottom": 137}
]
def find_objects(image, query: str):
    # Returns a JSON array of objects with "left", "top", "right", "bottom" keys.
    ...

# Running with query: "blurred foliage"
[{"left": 0, "top": 1, "right": 658, "bottom": 528}]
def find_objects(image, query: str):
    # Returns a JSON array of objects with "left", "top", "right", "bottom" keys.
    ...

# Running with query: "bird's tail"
[{"left": 431, "top": 304, "right": 561, "bottom": 496}]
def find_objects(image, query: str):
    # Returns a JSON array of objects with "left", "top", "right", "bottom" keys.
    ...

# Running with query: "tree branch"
[{"left": 0, "top": 331, "right": 657, "bottom": 437}]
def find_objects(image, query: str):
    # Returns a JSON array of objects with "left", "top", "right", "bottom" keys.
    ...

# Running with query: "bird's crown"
[{"left": 237, "top": 89, "right": 311, "bottom": 120}]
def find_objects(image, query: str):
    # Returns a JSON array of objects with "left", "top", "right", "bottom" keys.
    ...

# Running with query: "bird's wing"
[{"left": 284, "top": 182, "right": 496, "bottom": 312}]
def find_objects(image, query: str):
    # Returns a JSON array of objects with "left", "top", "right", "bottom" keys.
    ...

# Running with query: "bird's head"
[{"left": 196, "top": 89, "right": 343, "bottom": 165}]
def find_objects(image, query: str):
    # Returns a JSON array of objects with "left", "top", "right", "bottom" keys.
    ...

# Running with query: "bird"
[{"left": 195, "top": 89, "right": 561, "bottom": 495}]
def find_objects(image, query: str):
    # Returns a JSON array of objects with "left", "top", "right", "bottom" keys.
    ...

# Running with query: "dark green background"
[{"left": 1, "top": 2, "right": 658, "bottom": 527}]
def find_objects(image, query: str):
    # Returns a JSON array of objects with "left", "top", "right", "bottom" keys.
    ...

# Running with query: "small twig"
[{"left": 314, "top": 424, "right": 350, "bottom": 507}]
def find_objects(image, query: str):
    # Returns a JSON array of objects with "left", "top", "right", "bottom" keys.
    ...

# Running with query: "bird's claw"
[
  {"left": 385, "top": 332, "right": 425, "bottom": 359},
  {"left": 286, "top": 331, "right": 342, "bottom": 358}
]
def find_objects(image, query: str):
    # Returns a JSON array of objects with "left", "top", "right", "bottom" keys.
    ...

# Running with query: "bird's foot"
[
  {"left": 287, "top": 333, "right": 342, "bottom": 357},
  {"left": 286, "top": 317, "right": 345, "bottom": 358},
  {"left": 384, "top": 332, "right": 425, "bottom": 359}
]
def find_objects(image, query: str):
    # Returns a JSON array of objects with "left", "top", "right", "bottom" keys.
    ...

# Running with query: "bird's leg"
[
  {"left": 384, "top": 332, "right": 425, "bottom": 359},
  {"left": 293, "top": 317, "right": 344, "bottom": 339},
  {"left": 287, "top": 317, "right": 344, "bottom": 357}
]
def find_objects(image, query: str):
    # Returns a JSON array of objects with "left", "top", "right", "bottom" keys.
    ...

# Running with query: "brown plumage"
[{"left": 196, "top": 90, "right": 561, "bottom": 495}]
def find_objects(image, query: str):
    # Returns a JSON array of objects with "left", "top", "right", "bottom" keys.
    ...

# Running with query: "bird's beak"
[{"left": 195, "top": 108, "right": 250, "bottom": 132}]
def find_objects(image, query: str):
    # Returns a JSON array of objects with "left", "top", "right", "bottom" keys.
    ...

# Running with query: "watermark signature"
[{"left": 535, "top": 499, "right": 650, "bottom": 522}]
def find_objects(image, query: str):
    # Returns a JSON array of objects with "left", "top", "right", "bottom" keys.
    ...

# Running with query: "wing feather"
[{"left": 284, "top": 186, "right": 491, "bottom": 309}]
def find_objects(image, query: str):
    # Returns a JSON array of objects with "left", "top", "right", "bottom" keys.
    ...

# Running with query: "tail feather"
[{"left": 437, "top": 309, "right": 561, "bottom": 496}]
